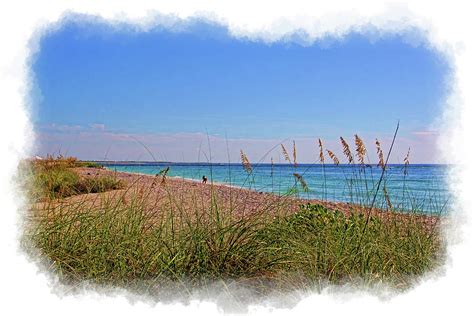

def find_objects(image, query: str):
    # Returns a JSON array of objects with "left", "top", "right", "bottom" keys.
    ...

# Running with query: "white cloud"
[{"left": 89, "top": 123, "right": 105, "bottom": 131}]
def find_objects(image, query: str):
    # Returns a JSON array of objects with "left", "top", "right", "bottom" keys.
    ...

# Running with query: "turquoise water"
[{"left": 103, "top": 163, "right": 451, "bottom": 214}]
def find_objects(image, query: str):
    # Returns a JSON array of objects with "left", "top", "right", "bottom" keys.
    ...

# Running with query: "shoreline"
[
  {"left": 71, "top": 167, "right": 442, "bottom": 226},
  {"left": 88, "top": 160, "right": 451, "bottom": 166},
  {"left": 104, "top": 166, "right": 263, "bottom": 192},
  {"left": 101, "top": 166, "right": 446, "bottom": 216}
]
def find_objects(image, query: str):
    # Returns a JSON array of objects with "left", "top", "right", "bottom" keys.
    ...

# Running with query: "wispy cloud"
[
  {"left": 40, "top": 123, "right": 84, "bottom": 133},
  {"left": 35, "top": 124, "right": 442, "bottom": 163},
  {"left": 89, "top": 123, "right": 105, "bottom": 131},
  {"left": 411, "top": 130, "right": 439, "bottom": 137}
]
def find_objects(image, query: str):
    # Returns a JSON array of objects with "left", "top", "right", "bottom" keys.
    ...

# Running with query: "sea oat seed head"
[
  {"left": 355, "top": 134, "right": 367, "bottom": 165},
  {"left": 293, "top": 173, "right": 309, "bottom": 192},
  {"left": 318, "top": 138, "right": 324, "bottom": 164},
  {"left": 340, "top": 137, "right": 353, "bottom": 164},
  {"left": 281, "top": 144, "right": 292, "bottom": 164},
  {"left": 327, "top": 149, "right": 340, "bottom": 165},
  {"left": 375, "top": 138, "right": 385, "bottom": 168},
  {"left": 403, "top": 147, "right": 411, "bottom": 175},
  {"left": 240, "top": 150, "right": 252, "bottom": 174}
]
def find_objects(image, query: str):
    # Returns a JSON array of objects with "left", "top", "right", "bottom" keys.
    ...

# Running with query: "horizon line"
[{"left": 85, "top": 160, "right": 450, "bottom": 166}]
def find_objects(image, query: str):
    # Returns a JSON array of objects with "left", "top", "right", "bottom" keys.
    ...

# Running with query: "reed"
[
  {"left": 318, "top": 139, "right": 324, "bottom": 164},
  {"left": 281, "top": 142, "right": 302, "bottom": 197},
  {"left": 326, "top": 149, "right": 340, "bottom": 165},
  {"left": 318, "top": 139, "right": 327, "bottom": 200},
  {"left": 340, "top": 137, "right": 354, "bottom": 164},
  {"left": 375, "top": 138, "right": 385, "bottom": 168},
  {"left": 239, "top": 149, "right": 256, "bottom": 190},
  {"left": 292, "top": 141, "right": 297, "bottom": 167},
  {"left": 240, "top": 150, "right": 252, "bottom": 175},
  {"left": 354, "top": 134, "right": 367, "bottom": 165},
  {"left": 281, "top": 144, "right": 291, "bottom": 164},
  {"left": 404, "top": 147, "right": 411, "bottom": 175},
  {"left": 158, "top": 166, "right": 170, "bottom": 185},
  {"left": 270, "top": 157, "right": 274, "bottom": 193},
  {"left": 354, "top": 134, "right": 370, "bottom": 205},
  {"left": 293, "top": 173, "right": 309, "bottom": 193},
  {"left": 383, "top": 185, "right": 393, "bottom": 210}
]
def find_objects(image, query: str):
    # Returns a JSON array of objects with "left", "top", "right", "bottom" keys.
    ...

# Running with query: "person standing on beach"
[{"left": 202, "top": 175, "right": 208, "bottom": 184}]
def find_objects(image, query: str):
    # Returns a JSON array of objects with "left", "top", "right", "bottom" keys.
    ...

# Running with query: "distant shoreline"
[
  {"left": 102, "top": 166, "right": 246, "bottom": 191},
  {"left": 85, "top": 160, "right": 450, "bottom": 167},
  {"left": 73, "top": 167, "right": 441, "bottom": 224}
]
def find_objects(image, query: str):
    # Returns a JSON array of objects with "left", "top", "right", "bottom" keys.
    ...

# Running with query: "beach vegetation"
[
  {"left": 20, "top": 135, "right": 446, "bottom": 302},
  {"left": 20, "top": 155, "right": 122, "bottom": 200}
]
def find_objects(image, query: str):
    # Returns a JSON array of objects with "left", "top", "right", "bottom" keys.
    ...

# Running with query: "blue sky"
[{"left": 32, "top": 19, "right": 449, "bottom": 163}]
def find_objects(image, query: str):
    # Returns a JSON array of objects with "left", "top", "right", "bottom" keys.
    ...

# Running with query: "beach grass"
[
  {"left": 20, "top": 141, "right": 445, "bottom": 299},
  {"left": 19, "top": 156, "right": 122, "bottom": 200},
  {"left": 23, "top": 187, "right": 443, "bottom": 296}
]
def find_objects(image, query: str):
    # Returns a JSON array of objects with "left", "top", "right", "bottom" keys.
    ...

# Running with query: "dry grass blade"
[
  {"left": 375, "top": 138, "right": 385, "bottom": 168},
  {"left": 270, "top": 157, "right": 274, "bottom": 177},
  {"left": 318, "top": 138, "right": 324, "bottom": 164},
  {"left": 354, "top": 135, "right": 367, "bottom": 165},
  {"left": 403, "top": 147, "right": 411, "bottom": 175},
  {"left": 340, "top": 137, "right": 353, "bottom": 164},
  {"left": 158, "top": 166, "right": 170, "bottom": 185},
  {"left": 151, "top": 176, "right": 157, "bottom": 188},
  {"left": 240, "top": 150, "right": 253, "bottom": 174},
  {"left": 326, "top": 149, "right": 340, "bottom": 165},
  {"left": 383, "top": 185, "right": 392, "bottom": 210},
  {"left": 120, "top": 195, "right": 127, "bottom": 205},
  {"left": 292, "top": 141, "right": 297, "bottom": 167},
  {"left": 293, "top": 173, "right": 308, "bottom": 192}
]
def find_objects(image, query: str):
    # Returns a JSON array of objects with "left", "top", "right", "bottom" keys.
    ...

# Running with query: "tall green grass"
[
  {"left": 21, "top": 134, "right": 446, "bottom": 300},
  {"left": 22, "top": 182, "right": 443, "bottom": 297},
  {"left": 19, "top": 156, "right": 122, "bottom": 200}
]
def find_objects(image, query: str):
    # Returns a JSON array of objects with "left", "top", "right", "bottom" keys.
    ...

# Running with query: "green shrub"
[
  {"left": 75, "top": 161, "right": 104, "bottom": 168},
  {"left": 76, "top": 176, "right": 124, "bottom": 194},
  {"left": 22, "top": 156, "right": 122, "bottom": 200},
  {"left": 33, "top": 166, "right": 81, "bottom": 199}
]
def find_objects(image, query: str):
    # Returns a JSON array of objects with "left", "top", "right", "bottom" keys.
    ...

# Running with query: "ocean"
[{"left": 102, "top": 162, "right": 451, "bottom": 214}]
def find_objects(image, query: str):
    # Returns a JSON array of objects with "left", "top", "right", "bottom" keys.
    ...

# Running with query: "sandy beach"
[
  {"left": 25, "top": 163, "right": 444, "bottom": 293},
  {"left": 33, "top": 167, "right": 436, "bottom": 228}
]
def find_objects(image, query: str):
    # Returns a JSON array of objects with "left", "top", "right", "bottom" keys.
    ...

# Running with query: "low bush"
[{"left": 22, "top": 156, "right": 122, "bottom": 200}]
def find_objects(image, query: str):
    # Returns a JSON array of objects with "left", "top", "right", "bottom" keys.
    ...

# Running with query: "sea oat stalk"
[
  {"left": 281, "top": 144, "right": 291, "bottom": 164},
  {"left": 340, "top": 137, "right": 354, "bottom": 164},
  {"left": 327, "top": 149, "right": 340, "bottom": 165},
  {"left": 375, "top": 139, "right": 385, "bottom": 168},
  {"left": 403, "top": 147, "right": 411, "bottom": 176},
  {"left": 318, "top": 139, "right": 324, "bottom": 164},
  {"left": 354, "top": 134, "right": 367, "bottom": 165},
  {"left": 293, "top": 141, "right": 297, "bottom": 167},
  {"left": 240, "top": 150, "right": 252, "bottom": 175},
  {"left": 293, "top": 173, "right": 308, "bottom": 192}
]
